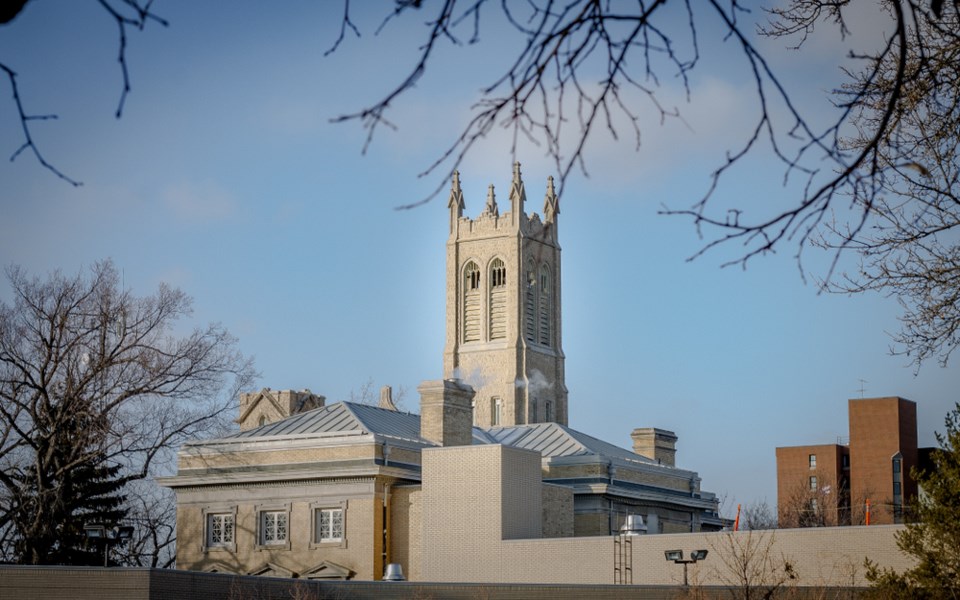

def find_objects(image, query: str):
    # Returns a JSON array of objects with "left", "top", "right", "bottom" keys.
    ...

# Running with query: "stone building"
[{"left": 160, "top": 164, "right": 723, "bottom": 581}]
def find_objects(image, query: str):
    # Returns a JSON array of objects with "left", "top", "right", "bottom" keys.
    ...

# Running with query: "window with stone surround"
[
  {"left": 524, "top": 261, "right": 536, "bottom": 343},
  {"left": 538, "top": 265, "right": 551, "bottom": 346},
  {"left": 259, "top": 509, "right": 288, "bottom": 547},
  {"left": 204, "top": 509, "right": 236, "bottom": 551},
  {"left": 315, "top": 508, "right": 343, "bottom": 543},
  {"left": 492, "top": 397, "right": 502, "bottom": 426},
  {"left": 489, "top": 258, "right": 507, "bottom": 340},
  {"left": 463, "top": 262, "right": 481, "bottom": 342}
]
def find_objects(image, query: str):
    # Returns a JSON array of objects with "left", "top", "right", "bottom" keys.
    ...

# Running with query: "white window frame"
[
  {"left": 202, "top": 506, "right": 238, "bottom": 552},
  {"left": 809, "top": 475, "right": 818, "bottom": 491},
  {"left": 310, "top": 500, "right": 347, "bottom": 548},
  {"left": 808, "top": 454, "right": 816, "bottom": 469},
  {"left": 256, "top": 504, "right": 291, "bottom": 550},
  {"left": 491, "top": 397, "right": 502, "bottom": 427}
]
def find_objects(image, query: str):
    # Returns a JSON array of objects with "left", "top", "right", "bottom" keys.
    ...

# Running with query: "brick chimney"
[
  {"left": 631, "top": 428, "right": 678, "bottom": 467},
  {"left": 418, "top": 379, "right": 475, "bottom": 446}
]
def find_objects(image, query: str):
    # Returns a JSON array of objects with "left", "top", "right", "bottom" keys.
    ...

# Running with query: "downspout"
[{"left": 383, "top": 482, "right": 392, "bottom": 575}]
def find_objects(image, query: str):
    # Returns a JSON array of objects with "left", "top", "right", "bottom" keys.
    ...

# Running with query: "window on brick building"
[
  {"left": 315, "top": 508, "right": 343, "bottom": 543},
  {"left": 206, "top": 513, "right": 234, "bottom": 548},
  {"left": 809, "top": 475, "right": 818, "bottom": 491},
  {"left": 808, "top": 454, "right": 816, "bottom": 468},
  {"left": 259, "top": 510, "right": 287, "bottom": 546}
]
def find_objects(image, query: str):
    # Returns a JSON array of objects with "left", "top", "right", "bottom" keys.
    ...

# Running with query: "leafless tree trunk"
[
  {"left": 709, "top": 530, "right": 799, "bottom": 600},
  {"left": 0, "top": 260, "right": 256, "bottom": 564}
]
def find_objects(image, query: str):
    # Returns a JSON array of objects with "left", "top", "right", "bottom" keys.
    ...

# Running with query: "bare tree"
[
  {"left": 1, "top": 1, "right": 166, "bottom": 186},
  {"left": 0, "top": 260, "right": 256, "bottom": 564},
  {"left": 346, "top": 377, "right": 408, "bottom": 411},
  {"left": 709, "top": 530, "right": 799, "bottom": 600},
  {"left": 797, "top": 5, "right": 960, "bottom": 369},
  {"left": 777, "top": 478, "right": 848, "bottom": 529},
  {"left": 333, "top": 0, "right": 960, "bottom": 367},
  {"left": 742, "top": 499, "right": 778, "bottom": 531}
]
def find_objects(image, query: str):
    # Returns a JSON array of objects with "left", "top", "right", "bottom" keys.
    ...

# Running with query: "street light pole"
[
  {"left": 665, "top": 549, "right": 709, "bottom": 586},
  {"left": 84, "top": 523, "right": 134, "bottom": 567}
]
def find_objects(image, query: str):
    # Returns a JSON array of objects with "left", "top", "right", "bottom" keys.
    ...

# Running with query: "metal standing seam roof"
[
  {"left": 221, "top": 402, "right": 654, "bottom": 463},
  {"left": 225, "top": 402, "right": 425, "bottom": 442},
  {"left": 486, "top": 422, "right": 658, "bottom": 463}
]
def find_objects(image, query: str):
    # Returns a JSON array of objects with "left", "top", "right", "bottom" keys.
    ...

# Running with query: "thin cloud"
[{"left": 162, "top": 180, "right": 238, "bottom": 223}]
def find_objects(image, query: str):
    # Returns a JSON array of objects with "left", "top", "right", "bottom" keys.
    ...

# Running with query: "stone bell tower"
[{"left": 443, "top": 162, "right": 567, "bottom": 427}]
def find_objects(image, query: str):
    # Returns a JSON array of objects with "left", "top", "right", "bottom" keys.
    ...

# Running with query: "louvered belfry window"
[
  {"left": 463, "top": 262, "right": 481, "bottom": 342},
  {"left": 538, "top": 265, "right": 551, "bottom": 346},
  {"left": 524, "top": 261, "right": 537, "bottom": 343},
  {"left": 489, "top": 258, "right": 507, "bottom": 340}
]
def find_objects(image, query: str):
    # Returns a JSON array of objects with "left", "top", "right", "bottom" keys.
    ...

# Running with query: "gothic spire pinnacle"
[
  {"left": 448, "top": 170, "right": 465, "bottom": 216},
  {"left": 483, "top": 184, "right": 499, "bottom": 217},
  {"left": 509, "top": 161, "right": 526, "bottom": 220},
  {"left": 543, "top": 175, "right": 559, "bottom": 223}
]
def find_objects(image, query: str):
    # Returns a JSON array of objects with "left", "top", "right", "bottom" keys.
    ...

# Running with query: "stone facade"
[
  {"left": 237, "top": 388, "right": 325, "bottom": 431},
  {"left": 161, "top": 165, "right": 740, "bottom": 583},
  {"left": 444, "top": 164, "right": 568, "bottom": 427}
]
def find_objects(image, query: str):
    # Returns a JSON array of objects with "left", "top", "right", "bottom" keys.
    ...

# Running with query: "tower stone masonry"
[{"left": 443, "top": 163, "right": 568, "bottom": 427}]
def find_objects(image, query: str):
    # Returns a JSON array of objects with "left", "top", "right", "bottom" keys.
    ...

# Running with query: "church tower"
[{"left": 443, "top": 163, "right": 568, "bottom": 427}]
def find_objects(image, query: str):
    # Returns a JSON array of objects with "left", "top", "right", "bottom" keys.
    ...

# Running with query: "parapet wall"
[{"left": 419, "top": 443, "right": 914, "bottom": 586}]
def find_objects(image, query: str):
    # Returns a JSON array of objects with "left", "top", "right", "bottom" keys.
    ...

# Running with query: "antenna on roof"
[{"left": 857, "top": 379, "right": 868, "bottom": 399}]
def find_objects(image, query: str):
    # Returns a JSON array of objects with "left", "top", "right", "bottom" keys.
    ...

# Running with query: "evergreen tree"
[
  {"left": 10, "top": 410, "right": 127, "bottom": 565},
  {"left": 867, "top": 403, "right": 960, "bottom": 598}
]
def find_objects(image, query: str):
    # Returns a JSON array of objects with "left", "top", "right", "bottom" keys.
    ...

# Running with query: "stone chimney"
[
  {"left": 238, "top": 388, "right": 325, "bottom": 431},
  {"left": 418, "top": 379, "right": 475, "bottom": 446},
  {"left": 631, "top": 428, "right": 678, "bottom": 467},
  {"left": 379, "top": 385, "right": 398, "bottom": 411}
]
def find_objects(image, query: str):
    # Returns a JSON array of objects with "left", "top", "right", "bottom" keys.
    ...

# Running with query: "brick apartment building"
[{"left": 776, "top": 397, "right": 918, "bottom": 527}]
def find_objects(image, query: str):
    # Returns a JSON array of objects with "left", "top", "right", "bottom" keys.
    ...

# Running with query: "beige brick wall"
[
  {"left": 415, "top": 436, "right": 913, "bottom": 587},
  {"left": 493, "top": 526, "right": 911, "bottom": 586},
  {"left": 421, "top": 444, "right": 542, "bottom": 581},
  {"left": 541, "top": 484, "right": 573, "bottom": 537},
  {"left": 390, "top": 486, "right": 422, "bottom": 581}
]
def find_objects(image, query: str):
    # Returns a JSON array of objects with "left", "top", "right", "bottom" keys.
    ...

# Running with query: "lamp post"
[
  {"left": 84, "top": 524, "right": 134, "bottom": 567},
  {"left": 665, "top": 549, "right": 708, "bottom": 586}
]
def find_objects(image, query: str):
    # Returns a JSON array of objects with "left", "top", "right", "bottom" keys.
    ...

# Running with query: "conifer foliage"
[
  {"left": 0, "top": 261, "right": 254, "bottom": 564},
  {"left": 867, "top": 403, "right": 960, "bottom": 598}
]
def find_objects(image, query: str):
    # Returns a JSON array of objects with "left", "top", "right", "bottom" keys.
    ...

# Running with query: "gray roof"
[
  {"left": 226, "top": 402, "right": 495, "bottom": 446},
  {"left": 225, "top": 402, "right": 653, "bottom": 464},
  {"left": 485, "top": 422, "right": 657, "bottom": 464}
]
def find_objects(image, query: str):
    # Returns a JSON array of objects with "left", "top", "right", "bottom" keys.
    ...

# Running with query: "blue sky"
[{"left": 1, "top": 1, "right": 957, "bottom": 515}]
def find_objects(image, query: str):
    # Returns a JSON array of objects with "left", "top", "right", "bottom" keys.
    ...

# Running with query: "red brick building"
[{"left": 776, "top": 396, "right": 917, "bottom": 527}]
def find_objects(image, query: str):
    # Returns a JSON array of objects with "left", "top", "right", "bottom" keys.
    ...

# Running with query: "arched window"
[
  {"left": 489, "top": 258, "right": 507, "bottom": 340},
  {"left": 463, "top": 262, "right": 481, "bottom": 342},
  {"left": 538, "top": 265, "right": 551, "bottom": 346},
  {"left": 524, "top": 260, "right": 537, "bottom": 343}
]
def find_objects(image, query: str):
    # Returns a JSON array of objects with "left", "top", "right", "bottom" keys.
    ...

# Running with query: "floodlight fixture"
[
  {"left": 664, "top": 550, "right": 684, "bottom": 562},
  {"left": 83, "top": 524, "right": 106, "bottom": 540},
  {"left": 666, "top": 548, "right": 710, "bottom": 586}
]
